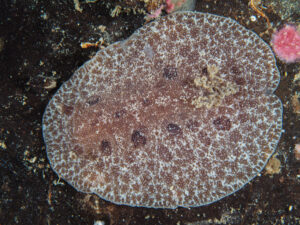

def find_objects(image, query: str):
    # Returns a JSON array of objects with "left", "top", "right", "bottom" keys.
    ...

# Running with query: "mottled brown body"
[{"left": 43, "top": 12, "right": 282, "bottom": 208}]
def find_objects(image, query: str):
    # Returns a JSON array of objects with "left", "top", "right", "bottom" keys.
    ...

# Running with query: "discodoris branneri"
[{"left": 42, "top": 12, "right": 283, "bottom": 208}]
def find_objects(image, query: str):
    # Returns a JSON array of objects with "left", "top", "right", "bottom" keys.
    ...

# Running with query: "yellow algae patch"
[
  {"left": 291, "top": 94, "right": 300, "bottom": 114},
  {"left": 294, "top": 144, "right": 300, "bottom": 161},
  {"left": 191, "top": 64, "right": 239, "bottom": 109},
  {"left": 0, "top": 140, "right": 7, "bottom": 150},
  {"left": 265, "top": 155, "right": 281, "bottom": 175}
]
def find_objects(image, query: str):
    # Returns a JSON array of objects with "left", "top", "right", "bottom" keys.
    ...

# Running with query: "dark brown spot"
[
  {"left": 87, "top": 96, "right": 100, "bottom": 106},
  {"left": 213, "top": 116, "right": 231, "bottom": 131},
  {"left": 163, "top": 66, "right": 177, "bottom": 79},
  {"left": 101, "top": 140, "right": 112, "bottom": 156},
  {"left": 131, "top": 130, "right": 147, "bottom": 147},
  {"left": 166, "top": 123, "right": 182, "bottom": 135}
]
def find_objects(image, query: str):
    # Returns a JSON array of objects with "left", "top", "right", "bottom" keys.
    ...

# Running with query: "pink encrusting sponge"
[{"left": 271, "top": 25, "right": 300, "bottom": 63}]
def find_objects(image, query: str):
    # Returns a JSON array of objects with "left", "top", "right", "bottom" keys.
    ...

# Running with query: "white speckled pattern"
[{"left": 42, "top": 12, "right": 282, "bottom": 208}]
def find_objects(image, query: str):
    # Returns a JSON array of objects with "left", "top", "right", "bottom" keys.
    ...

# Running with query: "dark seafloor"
[{"left": 0, "top": 0, "right": 299, "bottom": 224}]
